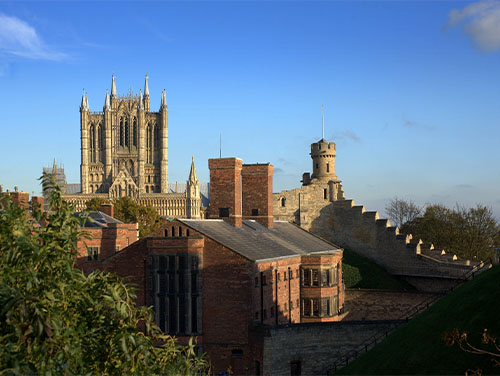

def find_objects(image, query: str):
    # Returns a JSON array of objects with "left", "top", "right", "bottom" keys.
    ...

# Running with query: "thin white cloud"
[
  {"left": 446, "top": 1, "right": 500, "bottom": 52},
  {"left": 402, "top": 119, "right": 435, "bottom": 130},
  {"left": 0, "top": 13, "right": 66, "bottom": 60}
]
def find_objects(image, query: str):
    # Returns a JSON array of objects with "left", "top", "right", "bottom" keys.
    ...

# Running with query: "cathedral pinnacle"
[
  {"left": 85, "top": 94, "right": 89, "bottom": 111},
  {"left": 80, "top": 88, "right": 86, "bottom": 110},
  {"left": 138, "top": 89, "right": 144, "bottom": 111},
  {"left": 160, "top": 89, "right": 167, "bottom": 110},
  {"left": 104, "top": 90, "right": 111, "bottom": 111},
  {"left": 111, "top": 73, "right": 116, "bottom": 97},
  {"left": 144, "top": 74, "right": 149, "bottom": 97},
  {"left": 188, "top": 156, "right": 199, "bottom": 183}
]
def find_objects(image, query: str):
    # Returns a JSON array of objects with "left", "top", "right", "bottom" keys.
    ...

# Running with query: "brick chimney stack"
[
  {"left": 31, "top": 196, "right": 44, "bottom": 214},
  {"left": 242, "top": 163, "right": 274, "bottom": 228},
  {"left": 100, "top": 203, "right": 114, "bottom": 218},
  {"left": 208, "top": 158, "right": 242, "bottom": 227}
]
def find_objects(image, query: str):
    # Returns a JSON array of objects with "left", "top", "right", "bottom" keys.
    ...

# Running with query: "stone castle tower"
[
  {"left": 59, "top": 74, "right": 202, "bottom": 219},
  {"left": 80, "top": 74, "right": 168, "bottom": 197}
]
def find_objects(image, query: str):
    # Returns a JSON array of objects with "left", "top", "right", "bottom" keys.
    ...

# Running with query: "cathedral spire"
[
  {"left": 188, "top": 156, "right": 198, "bottom": 183},
  {"left": 104, "top": 90, "right": 111, "bottom": 111},
  {"left": 85, "top": 94, "right": 89, "bottom": 111},
  {"left": 144, "top": 73, "right": 149, "bottom": 97},
  {"left": 111, "top": 73, "right": 116, "bottom": 97}
]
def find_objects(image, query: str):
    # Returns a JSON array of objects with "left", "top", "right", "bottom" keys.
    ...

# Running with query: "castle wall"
[{"left": 260, "top": 320, "right": 398, "bottom": 376}]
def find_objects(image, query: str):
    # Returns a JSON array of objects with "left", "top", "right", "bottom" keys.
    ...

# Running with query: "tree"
[
  {"left": 401, "top": 203, "right": 500, "bottom": 261},
  {"left": 113, "top": 196, "right": 161, "bottom": 238},
  {"left": 385, "top": 197, "right": 422, "bottom": 228},
  {"left": 85, "top": 196, "right": 108, "bottom": 211},
  {"left": 0, "top": 175, "right": 208, "bottom": 374},
  {"left": 443, "top": 328, "right": 500, "bottom": 375}
]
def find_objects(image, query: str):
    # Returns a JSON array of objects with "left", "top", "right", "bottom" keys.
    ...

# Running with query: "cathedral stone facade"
[{"left": 62, "top": 74, "right": 201, "bottom": 218}]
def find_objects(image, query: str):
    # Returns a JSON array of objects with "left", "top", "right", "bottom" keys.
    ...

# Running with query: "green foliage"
[
  {"left": 338, "top": 266, "right": 500, "bottom": 375},
  {"left": 0, "top": 175, "right": 208, "bottom": 375},
  {"left": 113, "top": 196, "right": 161, "bottom": 238},
  {"left": 402, "top": 203, "right": 500, "bottom": 261},
  {"left": 342, "top": 248, "right": 414, "bottom": 290},
  {"left": 85, "top": 197, "right": 108, "bottom": 211}
]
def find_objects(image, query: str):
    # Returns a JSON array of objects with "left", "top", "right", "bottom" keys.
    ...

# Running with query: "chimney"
[
  {"left": 100, "top": 203, "right": 114, "bottom": 218},
  {"left": 208, "top": 157, "right": 242, "bottom": 227},
  {"left": 31, "top": 196, "right": 44, "bottom": 214},
  {"left": 242, "top": 163, "right": 274, "bottom": 228}
]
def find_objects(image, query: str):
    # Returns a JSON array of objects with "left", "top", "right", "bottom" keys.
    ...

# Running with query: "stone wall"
[
  {"left": 343, "top": 289, "right": 439, "bottom": 321},
  {"left": 260, "top": 320, "right": 398, "bottom": 376}
]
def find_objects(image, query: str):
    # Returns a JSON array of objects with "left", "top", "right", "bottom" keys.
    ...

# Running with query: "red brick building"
[
  {"left": 76, "top": 204, "right": 138, "bottom": 274},
  {"left": 101, "top": 158, "right": 344, "bottom": 375}
]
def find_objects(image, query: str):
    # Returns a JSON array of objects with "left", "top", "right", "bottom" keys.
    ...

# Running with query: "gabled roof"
[
  {"left": 178, "top": 219, "right": 341, "bottom": 262},
  {"left": 79, "top": 210, "right": 125, "bottom": 228}
]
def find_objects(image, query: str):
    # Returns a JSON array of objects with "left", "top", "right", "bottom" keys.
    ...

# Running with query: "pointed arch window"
[
  {"left": 89, "top": 124, "right": 95, "bottom": 163},
  {"left": 146, "top": 124, "right": 151, "bottom": 163},
  {"left": 133, "top": 117, "right": 137, "bottom": 147},
  {"left": 125, "top": 118, "right": 129, "bottom": 147},
  {"left": 119, "top": 118, "right": 124, "bottom": 147}
]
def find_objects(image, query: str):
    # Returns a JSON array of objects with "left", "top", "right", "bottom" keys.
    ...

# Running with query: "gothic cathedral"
[{"left": 62, "top": 74, "right": 202, "bottom": 218}]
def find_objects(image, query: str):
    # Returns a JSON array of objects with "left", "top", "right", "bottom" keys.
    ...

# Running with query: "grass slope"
[
  {"left": 338, "top": 265, "right": 500, "bottom": 375},
  {"left": 342, "top": 248, "right": 414, "bottom": 290}
]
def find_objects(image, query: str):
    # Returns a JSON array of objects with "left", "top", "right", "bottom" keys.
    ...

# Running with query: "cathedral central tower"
[{"left": 80, "top": 74, "right": 169, "bottom": 197}]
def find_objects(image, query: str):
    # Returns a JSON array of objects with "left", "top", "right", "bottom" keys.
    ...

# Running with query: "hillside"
[
  {"left": 342, "top": 248, "right": 414, "bottom": 290},
  {"left": 338, "top": 265, "right": 500, "bottom": 375}
]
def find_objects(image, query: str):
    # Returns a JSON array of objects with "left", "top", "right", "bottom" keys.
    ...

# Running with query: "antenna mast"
[
  {"left": 322, "top": 104, "right": 325, "bottom": 140},
  {"left": 219, "top": 132, "right": 222, "bottom": 158}
]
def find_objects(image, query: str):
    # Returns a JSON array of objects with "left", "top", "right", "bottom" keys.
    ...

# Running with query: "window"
[
  {"left": 186, "top": 229, "right": 190, "bottom": 236},
  {"left": 261, "top": 275, "right": 267, "bottom": 285},
  {"left": 149, "top": 254, "right": 201, "bottom": 335},
  {"left": 232, "top": 349, "right": 243, "bottom": 359},
  {"left": 120, "top": 118, "right": 124, "bottom": 147},
  {"left": 302, "top": 269, "right": 311, "bottom": 286},
  {"left": 255, "top": 277, "right": 258, "bottom": 288},
  {"left": 290, "top": 361, "right": 302, "bottom": 376},
  {"left": 283, "top": 271, "right": 287, "bottom": 281},
  {"left": 312, "top": 269, "right": 320, "bottom": 286},
  {"left": 281, "top": 197, "right": 286, "bottom": 207},
  {"left": 219, "top": 207, "right": 229, "bottom": 217},
  {"left": 277, "top": 272, "right": 281, "bottom": 282},
  {"left": 322, "top": 269, "right": 330, "bottom": 286},
  {"left": 313, "top": 299, "right": 320, "bottom": 316},
  {"left": 263, "top": 309, "right": 267, "bottom": 320},
  {"left": 270, "top": 307, "right": 275, "bottom": 318},
  {"left": 255, "top": 361, "right": 261, "bottom": 376},
  {"left": 179, "top": 227, "right": 183, "bottom": 237},
  {"left": 133, "top": 118, "right": 137, "bottom": 147},
  {"left": 164, "top": 228, "right": 169, "bottom": 237},
  {"left": 303, "top": 299, "right": 311, "bottom": 317},
  {"left": 252, "top": 208, "right": 259, "bottom": 216},
  {"left": 316, "top": 163, "right": 319, "bottom": 169},
  {"left": 255, "top": 312, "right": 259, "bottom": 320},
  {"left": 324, "top": 188, "right": 328, "bottom": 200},
  {"left": 326, "top": 162, "right": 330, "bottom": 173},
  {"left": 289, "top": 269, "right": 293, "bottom": 279},
  {"left": 87, "top": 247, "right": 98, "bottom": 261}
]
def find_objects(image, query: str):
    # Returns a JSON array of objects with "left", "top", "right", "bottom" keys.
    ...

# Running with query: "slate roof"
[
  {"left": 79, "top": 210, "right": 125, "bottom": 228},
  {"left": 178, "top": 219, "right": 341, "bottom": 261}
]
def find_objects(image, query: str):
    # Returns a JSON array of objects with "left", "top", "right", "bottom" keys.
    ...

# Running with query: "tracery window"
[
  {"left": 133, "top": 118, "right": 137, "bottom": 147},
  {"left": 119, "top": 118, "right": 124, "bottom": 147},
  {"left": 146, "top": 124, "right": 152, "bottom": 163},
  {"left": 89, "top": 124, "right": 95, "bottom": 163},
  {"left": 124, "top": 118, "right": 129, "bottom": 147}
]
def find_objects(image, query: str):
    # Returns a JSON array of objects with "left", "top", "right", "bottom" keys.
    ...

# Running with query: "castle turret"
[{"left": 310, "top": 139, "right": 337, "bottom": 182}]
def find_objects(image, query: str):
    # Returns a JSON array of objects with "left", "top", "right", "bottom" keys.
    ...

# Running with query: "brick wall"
[
  {"left": 76, "top": 223, "right": 138, "bottom": 274},
  {"left": 208, "top": 158, "right": 242, "bottom": 226},
  {"left": 242, "top": 163, "right": 274, "bottom": 228}
]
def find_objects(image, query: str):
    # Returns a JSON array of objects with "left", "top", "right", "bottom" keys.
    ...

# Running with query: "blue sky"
[{"left": 0, "top": 1, "right": 499, "bottom": 219}]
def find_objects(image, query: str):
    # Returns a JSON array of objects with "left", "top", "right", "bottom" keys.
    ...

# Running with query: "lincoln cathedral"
[{"left": 60, "top": 74, "right": 203, "bottom": 218}]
